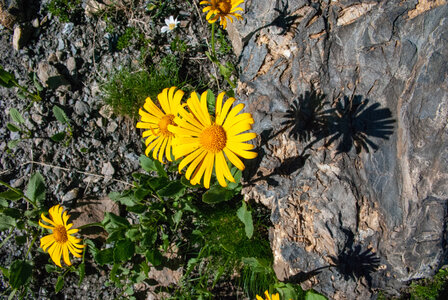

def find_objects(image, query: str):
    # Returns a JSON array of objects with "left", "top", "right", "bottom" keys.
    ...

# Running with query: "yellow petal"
[
  {"left": 202, "top": 152, "right": 215, "bottom": 189},
  {"left": 143, "top": 97, "right": 164, "bottom": 119},
  {"left": 178, "top": 148, "right": 205, "bottom": 172},
  {"left": 40, "top": 213, "right": 56, "bottom": 227},
  {"left": 223, "top": 147, "right": 245, "bottom": 170},
  {"left": 157, "top": 87, "right": 171, "bottom": 114},
  {"left": 228, "top": 132, "right": 257, "bottom": 143},
  {"left": 185, "top": 150, "right": 207, "bottom": 180},
  {"left": 226, "top": 143, "right": 258, "bottom": 159},
  {"left": 49, "top": 242, "right": 62, "bottom": 267},
  {"left": 39, "top": 219, "right": 55, "bottom": 230},
  {"left": 216, "top": 97, "right": 235, "bottom": 125},
  {"left": 62, "top": 244, "right": 72, "bottom": 266},
  {"left": 40, "top": 234, "right": 55, "bottom": 252}
]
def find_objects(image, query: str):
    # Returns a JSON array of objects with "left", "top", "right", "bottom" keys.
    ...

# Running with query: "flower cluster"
[{"left": 137, "top": 87, "right": 257, "bottom": 188}]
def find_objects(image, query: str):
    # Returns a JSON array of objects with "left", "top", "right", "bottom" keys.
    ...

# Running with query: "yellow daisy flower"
[
  {"left": 168, "top": 90, "right": 257, "bottom": 188},
  {"left": 39, "top": 204, "right": 85, "bottom": 267},
  {"left": 200, "top": 0, "right": 244, "bottom": 29},
  {"left": 136, "top": 87, "right": 185, "bottom": 162},
  {"left": 256, "top": 290, "right": 280, "bottom": 300}
]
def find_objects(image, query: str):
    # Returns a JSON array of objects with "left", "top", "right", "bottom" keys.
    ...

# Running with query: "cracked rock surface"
[{"left": 230, "top": 0, "right": 448, "bottom": 298}]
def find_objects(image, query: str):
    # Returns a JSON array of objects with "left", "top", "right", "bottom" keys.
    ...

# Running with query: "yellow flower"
[
  {"left": 256, "top": 290, "right": 280, "bottom": 300},
  {"left": 39, "top": 204, "right": 85, "bottom": 267},
  {"left": 200, "top": 0, "right": 244, "bottom": 29},
  {"left": 136, "top": 87, "right": 185, "bottom": 162},
  {"left": 169, "top": 90, "right": 257, "bottom": 188}
]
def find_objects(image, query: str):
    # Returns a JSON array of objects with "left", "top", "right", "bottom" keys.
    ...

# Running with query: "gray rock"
[
  {"left": 74, "top": 100, "right": 90, "bottom": 116},
  {"left": 62, "top": 188, "right": 79, "bottom": 202},
  {"left": 106, "top": 121, "right": 118, "bottom": 133},
  {"left": 231, "top": 1, "right": 448, "bottom": 298},
  {"left": 36, "top": 62, "right": 69, "bottom": 89},
  {"left": 12, "top": 25, "right": 31, "bottom": 50},
  {"left": 62, "top": 22, "right": 74, "bottom": 35},
  {"left": 101, "top": 162, "right": 115, "bottom": 176},
  {"left": 66, "top": 56, "right": 77, "bottom": 73}
]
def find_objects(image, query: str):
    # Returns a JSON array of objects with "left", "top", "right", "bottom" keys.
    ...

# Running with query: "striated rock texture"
[{"left": 229, "top": 0, "right": 448, "bottom": 298}]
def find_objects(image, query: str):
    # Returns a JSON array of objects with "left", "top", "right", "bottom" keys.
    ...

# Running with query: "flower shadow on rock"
[{"left": 324, "top": 96, "right": 396, "bottom": 154}]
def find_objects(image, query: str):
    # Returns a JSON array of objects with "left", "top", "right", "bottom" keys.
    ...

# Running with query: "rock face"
[{"left": 230, "top": 0, "right": 448, "bottom": 298}]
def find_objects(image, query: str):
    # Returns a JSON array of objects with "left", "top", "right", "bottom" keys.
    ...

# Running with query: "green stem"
[
  {"left": 76, "top": 222, "right": 103, "bottom": 230},
  {"left": 211, "top": 22, "right": 216, "bottom": 58},
  {"left": 0, "top": 231, "right": 14, "bottom": 249},
  {"left": 26, "top": 234, "right": 37, "bottom": 258},
  {"left": 0, "top": 180, "right": 37, "bottom": 208}
]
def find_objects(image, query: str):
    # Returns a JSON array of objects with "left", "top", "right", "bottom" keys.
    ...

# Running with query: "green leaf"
[
  {"left": 145, "top": 249, "right": 163, "bottom": 266},
  {"left": 25, "top": 172, "right": 46, "bottom": 204},
  {"left": 33, "top": 72, "right": 44, "bottom": 91},
  {"left": 0, "top": 189, "right": 23, "bottom": 201},
  {"left": 3, "top": 208, "right": 21, "bottom": 219},
  {"left": 139, "top": 155, "right": 157, "bottom": 173},
  {"left": 94, "top": 248, "right": 114, "bottom": 266},
  {"left": 125, "top": 228, "right": 141, "bottom": 241},
  {"left": 77, "top": 263, "right": 85, "bottom": 286},
  {"left": 0, "top": 265, "right": 10, "bottom": 279},
  {"left": 7, "top": 139, "right": 20, "bottom": 149},
  {"left": 7, "top": 123, "right": 21, "bottom": 132},
  {"left": 45, "top": 264, "right": 58, "bottom": 273},
  {"left": 237, "top": 201, "right": 254, "bottom": 239},
  {"left": 180, "top": 176, "right": 200, "bottom": 188},
  {"left": 102, "top": 212, "right": 130, "bottom": 230},
  {"left": 206, "top": 89, "right": 215, "bottom": 112},
  {"left": 109, "top": 191, "right": 137, "bottom": 207},
  {"left": 0, "top": 67, "right": 16, "bottom": 88},
  {"left": 274, "top": 282, "right": 304, "bottom": 300},
  {"left": 172, "top": 210, "right": 183, "bottom": 227},
  {"left": 113, "top": 239, "right": 135, "bottom": 262},
  {"left": 154, "top": 160, "right": 168, "bottom": 178},
  {"left": 9, "top": 108, "right": 25, "bottom": 124},
  {"left": 9, "top": 260, "right": 32, "bottom": 289},
  {"left": 55, "top": 275, "right": 64, "bottom": 293},
  {"left": 15, "top": 235, "right": 27, "bottom": 245},
  {"left": 147, "top": 177, "right": 170, "bottom": 191},
  {"left": 305, "top": 290, "right": 327, "bottom": 300},
  {"left": 227, "top": 167, "right": 242, "bottom": 190},
  {"left": 0, "top": 214, "right": 16, "bottom": 230},
  {"left": 202, "top": 186, "right": 236, "bottom": 204},
  {"left": 158, "top": 181, "right": 185, "bottom": 198},
  {"left": 0, "top": 198, "right": 8, "bottom": 207},
  {"left": 53, "top": 105, "right": 69, "bottom": 124},
  {"left": 50, "top": 132, "right": 66, "bottom": 142},
  {"left": 142, "top": 230, "right": 157, "bottom": 247}
]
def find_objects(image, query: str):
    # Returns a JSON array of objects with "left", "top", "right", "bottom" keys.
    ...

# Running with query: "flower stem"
[
  {"left": 26, "top": 234, "right": 37, "bottom": 258},
  {"left": 211, "top": 22, "right": 216, "bottom": 58},
  {"left": 0, "top": 179, "right": 37, "bottom": 208}
]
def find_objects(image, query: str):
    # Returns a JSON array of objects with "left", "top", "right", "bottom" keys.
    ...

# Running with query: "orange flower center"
[
  {"left": 200, "top": 124, "right": 227, "bottom": 153},
  {"left": 158, "top": 114, "right": 175, "bottom": 136},
  {"left": 53, "top": 225, "right": 68, "bottom": 243},
  {"left": 217, "top": 0, "right": 232, "bottom": 13}
]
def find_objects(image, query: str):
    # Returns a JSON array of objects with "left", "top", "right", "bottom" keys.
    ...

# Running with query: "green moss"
[
  {"left": 100, "top": 55, "right": 186, "bottom": 119},
  {"left": 47, "top": 0, "right": 82, "bottom": 23},
  {"left": 409, "top": 267, "right": 448, "bottom": 300}
]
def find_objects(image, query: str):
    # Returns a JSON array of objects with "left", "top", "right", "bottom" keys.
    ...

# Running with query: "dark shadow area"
[
  {"left": 281, "top": 93, "right": 395, "bottom": 155},
  {"left": 329, "top": 229, "right": 380, "bottom": 286},
  {"left": 281, "top": 90, "right": 333, "bottom": 144},
  {"left": 240, "top": 0, "right": 301, "bottom": 59},
  {"left": 286, "top": 229, "right": 380, "bottom": 286},
  {"left": 324, "top": 96, "right": 396, "bottom": 154}
]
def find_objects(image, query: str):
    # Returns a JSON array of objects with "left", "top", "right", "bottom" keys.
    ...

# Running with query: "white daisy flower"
[{"left": 161, "top": 16, "right": 180, "bottom": 33}]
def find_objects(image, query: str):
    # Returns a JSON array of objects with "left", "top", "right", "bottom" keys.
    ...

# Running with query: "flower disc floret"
[
  {"left": 168, "top": 90, "right": 257, "bottom": 188},
  {"left": 137, "top": 87, "right": 184, "bottom": 162},
  {"left": 200, "top": 0, "right": 244, "bottom": 29},
  {"left": 39, "top": 204, "right": 85, "bottom": 267}
]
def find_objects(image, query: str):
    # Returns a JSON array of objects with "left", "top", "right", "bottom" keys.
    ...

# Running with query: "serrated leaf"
[
  {"left": 237, "top": 201, "right": 253, "bottom": 239},
  {"left": 0, "top": 214, "right": 16, "bottom": 230},
  {"left": 53, "top": 105, "right": 69, "bottom": 124},
  {"left": 109, "top": 191, "right": 137, "bottom": 207},
  {"left": 0, "top": 189, "right": 23, "bottom": 201},
  {"left": 9, "top": 260, "right": 32, "bottom": 289},
  {"left": 305, "top": 290, "right": 327, "bottom": 300},
  {"left": 139, "top": 155, "right": 157, "bottom": 173},
  {"left": 51, "top": 132, "right": 66, "bottom": 142},
  {"left": 146, "top": 249, "right": 163, "bottom": 266},
  {"left": 7, "top": 139, "right": 20, "bottom": 149},
  {"left": 154, "top": 160, "right": 168, "bottom": 178},
  {"left": 113, "top": 239, "right": 135, "bottom": 262},
  {"left": 77, "top": 263, "right": 85, "bottom": 286},
  {"left": 202, "top": 186, "right": 236, "bottom": 204},
  {"left": 0, "top": 198, "right": 8, "bottom": 207},
  {"left": 94, "top": 248, "right": 114, "bottom": 266},
  {"left": 206, "top": 89, "right": 215, "bottom": 113},
  {"left": 45, "top": 264, "right": 58, "bottom": 273},
  {"left": 142, "top": 230, "right": 157, "bottom": 247},
  {"left": 125, "top": 228, "right": 141, "bottom": 241},
  {"left": 3, "top": 208, "right": 21, "bottom": 219},
  {"left": 0, "top": 67, "right": 16, "bottom": 88},
  {"left": 102, "top": 212, "right": 130, "bottom": 230},
  {"left": 158, "top": 181, "right": 185, "bottom": 198},
  {"left": 25, "top": 172, "right": 46, "bottom": 204},
  {"left": 7, "top": 123, "right": 20, "bottom": 132},
  {"left": 9, "top": 108, "right": 25, "bottom": 124},
  {"left": 55, "top": 275, "right": 64, "bottom": 293}
]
